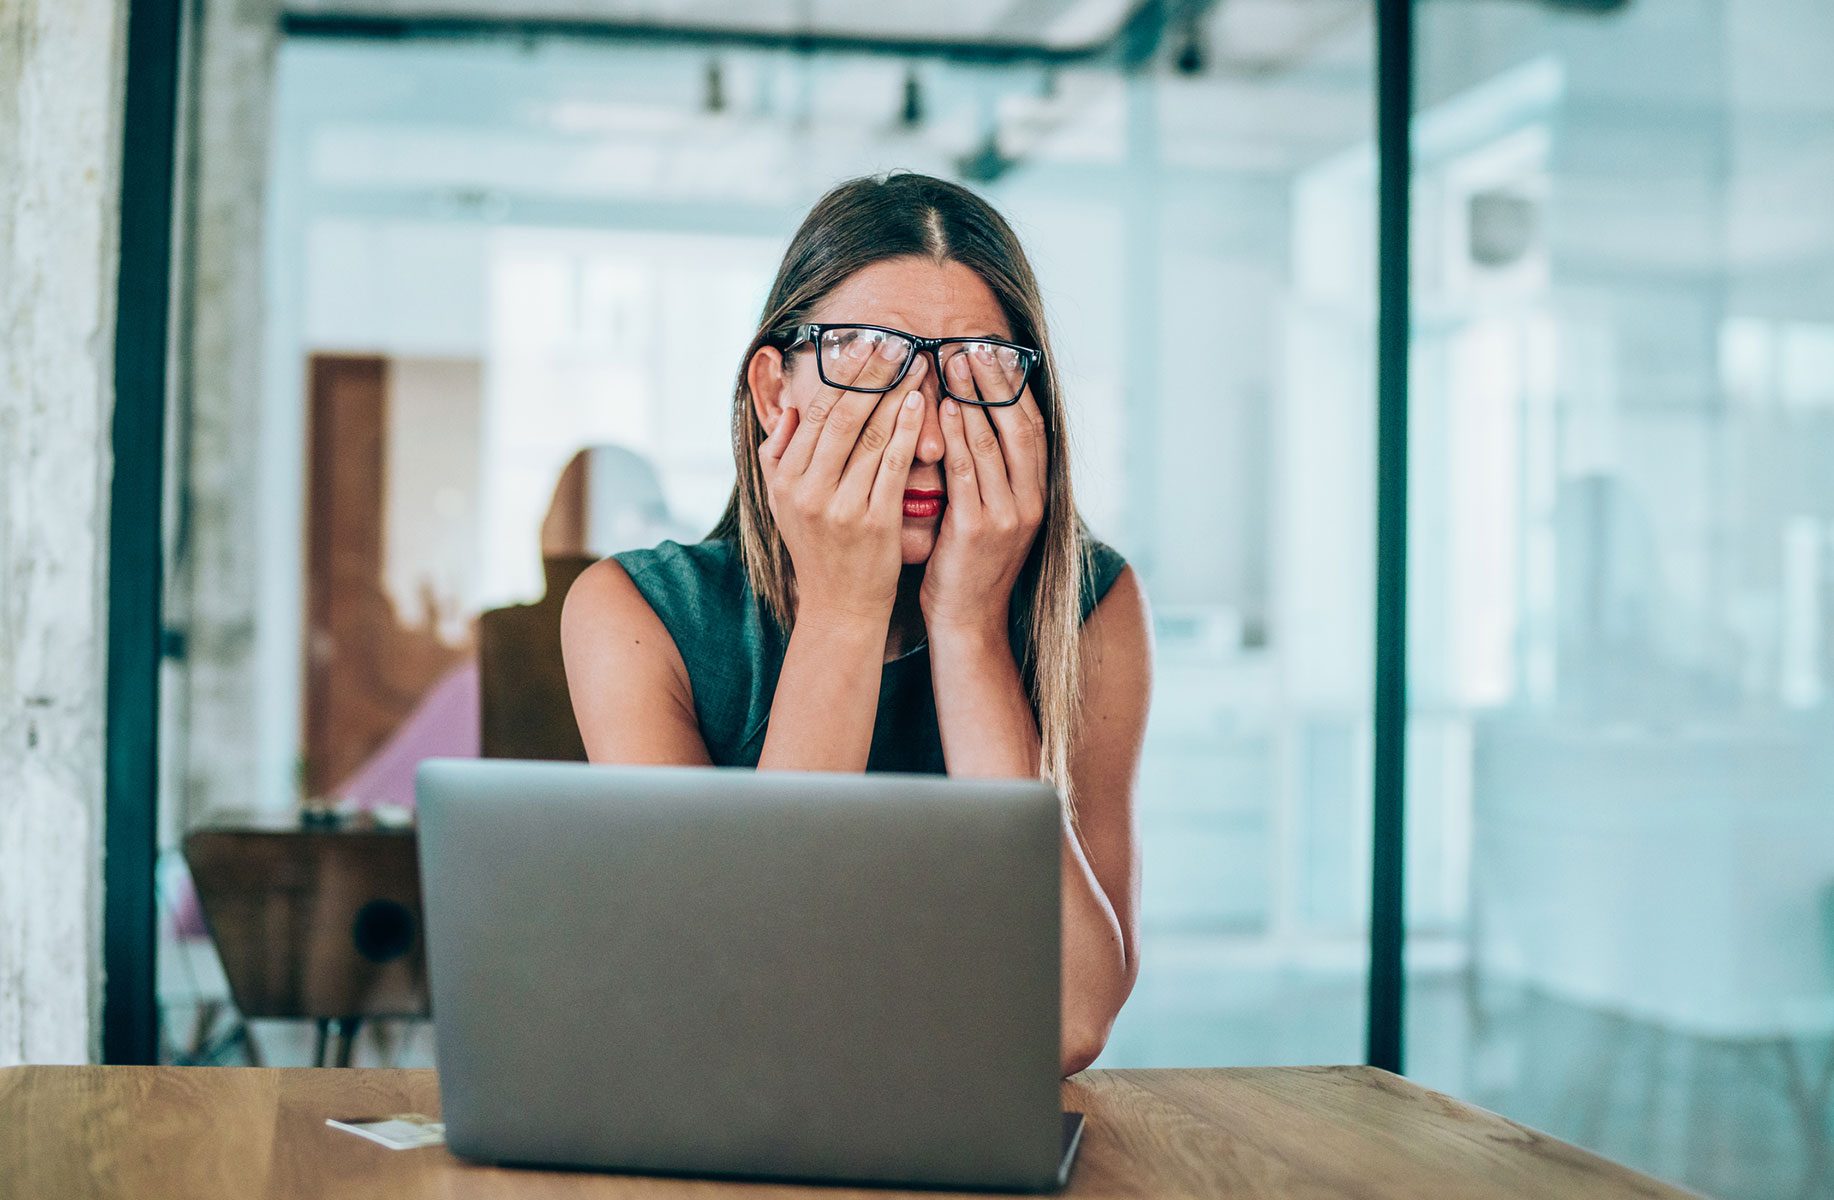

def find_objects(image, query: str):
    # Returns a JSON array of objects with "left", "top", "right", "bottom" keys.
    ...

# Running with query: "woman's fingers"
[
  {"left": 938, "top": 397, "right": 983, "bottom": 516},
  {"left": 987, "top": 389, "right": 1047, "bottom": 500},
  {"left": 869, "top": 389, "right": 927, "bottom": 513},
  {"left": 944, "top": 352, "right": 978, "bottom": 406},
  {"left": 804, "top": 334, "right": 911, "bottom": 486},
  {"left": 774, "top": 383, "right": 843, "bottom": 478},
  {"left": 958, "top": 400, "right": 1017, "bottom": 514},
  {"left": 775, "top": 334, "right": 877, "bottom": 478},
  {"left": 967, "top": 341, "right": 1030, "bottom": 405},
  {"left": 839, "top": 356, "right": 925, "bottom": 504},
  {"left": 968, "top": 351, "right": 1046, "bottom": 500},
  {"left": 758, "top": 404, "right": 799, "bottom": 482}
]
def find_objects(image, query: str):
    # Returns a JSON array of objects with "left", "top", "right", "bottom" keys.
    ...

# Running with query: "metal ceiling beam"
[
  {"left": 280, "top": 0, "right": 1181, "bottom": 70},
  {"left": 1432, "top": 0, "right": 1632, "bottom": 11}
]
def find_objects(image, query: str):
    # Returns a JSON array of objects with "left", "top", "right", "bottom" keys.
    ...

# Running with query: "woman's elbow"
[
  {"left": 1060, "top": 1015, "right": 1114, "bottom": 1077},
  {"left": 1060, "top": 953, "right": 1138, "bottom": 1076}
]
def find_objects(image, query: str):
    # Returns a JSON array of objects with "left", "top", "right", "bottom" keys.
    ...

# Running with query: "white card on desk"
[{"left": 326, "top": 1113, "right": 446, "bottom": 1150}]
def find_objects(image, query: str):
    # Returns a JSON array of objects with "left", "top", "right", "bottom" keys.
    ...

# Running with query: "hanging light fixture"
[
  {"left": 704, "top": 58, "right": 726, "bottom": 114},
  {"left": 901, "top": 66, "right": 923, "bottom": 129},
  {"left": 1174, "top": 13, "right": 1206, "bottom": 75}
]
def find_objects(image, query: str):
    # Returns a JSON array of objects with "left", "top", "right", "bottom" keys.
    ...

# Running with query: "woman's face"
[{"left": 755, "top": 256, "right": 1018, "bottom": 566}]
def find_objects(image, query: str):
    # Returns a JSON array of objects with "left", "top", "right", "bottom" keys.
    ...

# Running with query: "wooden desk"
[{"left": 0, "top": 1066, "right": 1694, "bottom": 1198}]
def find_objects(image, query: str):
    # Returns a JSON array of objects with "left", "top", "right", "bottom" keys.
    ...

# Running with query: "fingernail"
[
  {"left": 904, "top": 391, "right": 922, "bottom": 410},
  {"left": 942, "top": 399, "right": 957, "bottom": 416}
]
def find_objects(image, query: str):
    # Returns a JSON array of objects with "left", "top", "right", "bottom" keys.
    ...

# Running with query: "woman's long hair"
[{"left": 711, "top": 172, "right": 1089, "bottom": 811}]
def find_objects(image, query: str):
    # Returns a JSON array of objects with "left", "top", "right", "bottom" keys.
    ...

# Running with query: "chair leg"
[
  {"left": 371, "top": 1019, "right": 396, "bottom": 1068},
  {"left": 186, "top": 999, "right": 222, "bottom": 1061},
  {"left": 238, "top": 1021, "right": 264, "bottom": 1068},
  {"left": 314, "top": 1018, "right": 331, "bottom": 1068},
  {"left": 334, "top": 1017, "right": 360, "bottom": 1068}
]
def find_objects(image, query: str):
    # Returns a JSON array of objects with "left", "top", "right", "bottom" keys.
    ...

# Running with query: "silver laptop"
[{"left": 416, "top": 759, "right": 1083, "bottom": 1191}]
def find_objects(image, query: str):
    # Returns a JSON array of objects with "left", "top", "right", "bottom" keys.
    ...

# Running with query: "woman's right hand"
[{"left": 758, "top": 341, "right": 928, "bottom": 627}]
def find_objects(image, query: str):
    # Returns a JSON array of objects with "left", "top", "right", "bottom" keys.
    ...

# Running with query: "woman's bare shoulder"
[
  {"left": 561, "top": 558, "right": 698, "bottom": 736},
  {"left": 1083, "top": 564, "right": 1152, "bottom": 680},
  {"left": 564, "top": 556, "right": 654, "bottom": 634},
  {"left": 1071, "top": 564, "right": 1152, "bottom": 810}
]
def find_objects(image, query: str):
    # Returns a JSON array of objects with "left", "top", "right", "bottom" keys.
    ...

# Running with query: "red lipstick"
[{"left": 902, "top": 488, "right": 944, "bottom": 519}]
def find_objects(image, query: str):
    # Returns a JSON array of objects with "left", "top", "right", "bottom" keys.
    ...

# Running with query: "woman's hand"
[
  {"left": 920, "top": 347, "right": 1048, "bottom": 637},
  {"left": 759, "top": 340, "right": 928, "bottom": 627}
]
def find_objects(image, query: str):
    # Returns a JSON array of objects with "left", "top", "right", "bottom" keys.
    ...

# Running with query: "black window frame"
[
  {"left": 104, "top": 0, "right": 1415, "bottom": 1072},
  {"left": 105, "top": 0, "right": 184, "bottom": 1065}
]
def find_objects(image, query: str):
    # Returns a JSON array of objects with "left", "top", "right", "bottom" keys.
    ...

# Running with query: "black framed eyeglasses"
[{"left": 779, "top": 323, "right": 1038, "bottom": 407}]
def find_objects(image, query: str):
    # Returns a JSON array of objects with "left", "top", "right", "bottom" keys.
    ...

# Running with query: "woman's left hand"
[{"left": 919, "top": 347, "right": 1048, "bottom": 637}]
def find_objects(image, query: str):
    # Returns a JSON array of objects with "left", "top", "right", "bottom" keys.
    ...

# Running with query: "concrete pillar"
[
  {"left": 0, "top": 0, "right": 128, "bottom": 1066},
  {"left": 167, "top": 0, "right": 279, "bottom": 827}
]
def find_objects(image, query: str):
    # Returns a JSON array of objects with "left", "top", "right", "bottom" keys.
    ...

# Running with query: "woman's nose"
[
  {"left": 896, "top": 355, "right": 944, "bottom": 466},
  {"left": 900, "top": 358, "right": 945, "bottom": 465},
  {"left": 915, "top": 393, "right": 945, "bottom": 466}
]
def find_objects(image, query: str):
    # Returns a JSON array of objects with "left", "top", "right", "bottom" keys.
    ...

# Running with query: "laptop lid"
[{"left": 417, "top": 759, "right": 1067, "bottom": 1191}]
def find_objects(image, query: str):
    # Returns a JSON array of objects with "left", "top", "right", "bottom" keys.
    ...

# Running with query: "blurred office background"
[{"left": 143, "top": 2, "right": 1834, "bottom": 1197}]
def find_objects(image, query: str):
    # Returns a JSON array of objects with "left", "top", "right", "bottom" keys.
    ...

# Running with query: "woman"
[{"left": 561, "top": 172, "right": 1152, "bottom": 1075}]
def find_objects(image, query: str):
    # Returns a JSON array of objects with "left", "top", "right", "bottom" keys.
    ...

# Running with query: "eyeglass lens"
[{"left": 815, "top": 326, "right": 1029, "bottom": 406}]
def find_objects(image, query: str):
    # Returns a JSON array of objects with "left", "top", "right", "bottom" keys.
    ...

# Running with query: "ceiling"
[{"left": 271, "top": 0, "right": 1377, "bottom": 221}]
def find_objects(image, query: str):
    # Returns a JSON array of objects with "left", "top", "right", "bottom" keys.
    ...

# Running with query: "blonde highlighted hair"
[{"left": 711, "top": 173, "right": 1091, "bottom": 809}]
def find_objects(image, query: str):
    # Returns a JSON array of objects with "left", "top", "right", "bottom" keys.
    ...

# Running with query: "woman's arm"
[
  {"left": 921, "top": 358, "right": 1150, "bottom": 1074},
  {"left": 751, "top": 351, "right": 927, "bottom": 772},
  {"left": 1057, "top": 567, "right": 1150, "bottom": 1072},
  {"left": 930, "top": 567, "right": 1149, "bottom": 1076},
  {"left": 562, "top": 558, "right": 888, "bottom": 771},
  {"left": 753, "top": 607, "right": 887, "bottom": 772},
  {"left": 561, "top": 558, "right": 714, "bottom": 765},
  {"left": 567, "top": 348, "right": 925, "bottom": 770}
]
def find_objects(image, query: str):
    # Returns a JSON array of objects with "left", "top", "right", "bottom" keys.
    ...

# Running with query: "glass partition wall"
[
  {"left": 141, "top": 3, "right": 1834, "bottom": 1191},
  {"left": 1406, "top": 2, "right": 1834, "bottom": 1197},
  {"left": 155, "top": 7, "right": 1382, "bottom": 1071}
]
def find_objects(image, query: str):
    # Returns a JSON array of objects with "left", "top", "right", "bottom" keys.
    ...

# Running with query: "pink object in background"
[
  {"left": 165, "top": 659, "right": 482, "bottom": 944},
  {"left": 336, "top": 658, "right": 481, "bottom": 811},
  {"left": 168, "top": 868, "right": 210, "bottom": 941}
]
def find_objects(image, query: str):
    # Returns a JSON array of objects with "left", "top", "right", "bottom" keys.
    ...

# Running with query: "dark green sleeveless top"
[{"left": 613, "top": 536, "right": 1128, "bottom": 773}]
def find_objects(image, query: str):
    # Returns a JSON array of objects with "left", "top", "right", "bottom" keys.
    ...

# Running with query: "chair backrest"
[{"left": 477, "top": 555, "right": 594, "bottom": 763}]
